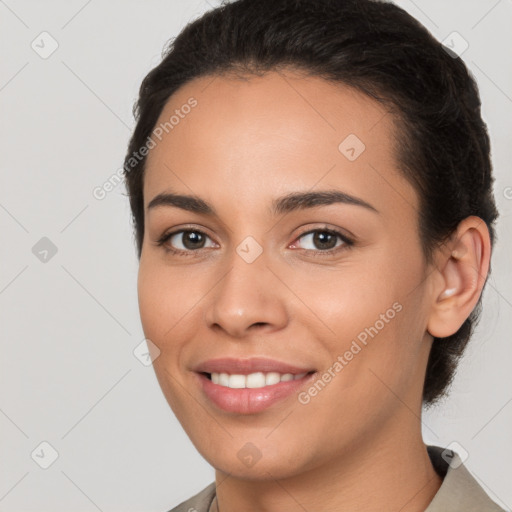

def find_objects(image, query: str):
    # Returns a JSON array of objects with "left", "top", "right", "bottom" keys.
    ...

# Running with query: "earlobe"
[{"left": 427, "top": 216, "right": 491, "bottom": 339}]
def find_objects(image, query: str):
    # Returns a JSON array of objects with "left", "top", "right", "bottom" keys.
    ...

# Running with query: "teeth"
[
  {"left": 228, "top": 374, "right": 246, "bottom": 388},
  {"left": 265, "top": 372, "right": 281, "bottom": 386},
  {"left": 209, "top": 371, "right": 308, "bottom": 389}
]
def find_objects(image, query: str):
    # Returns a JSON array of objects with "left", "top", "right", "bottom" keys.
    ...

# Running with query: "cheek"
[
  {"left": 137, "top": 260, "right": 194, "bottom": 356},
  {"left": 137, "top": 260, "right": 196, "bottom": 413},
  {"left": 137, "top": 265, "right": 166, "bottom": 338},
  {"left": 313, "top": 247, "right": 426, "bottom": 388}
]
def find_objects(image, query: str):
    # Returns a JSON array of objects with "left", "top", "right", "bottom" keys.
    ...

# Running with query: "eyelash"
[{"left": 155, "top": 225, "right": 355, "bottom": 258}]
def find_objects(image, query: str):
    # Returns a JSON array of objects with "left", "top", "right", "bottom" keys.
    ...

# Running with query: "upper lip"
[{"left": 193, "top": 357, "right": 316, "bottom": 375}]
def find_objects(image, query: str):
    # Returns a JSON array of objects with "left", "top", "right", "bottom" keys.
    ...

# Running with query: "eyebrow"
[{"left": 147, "top": 189, "right": 379, "bottom": 216}]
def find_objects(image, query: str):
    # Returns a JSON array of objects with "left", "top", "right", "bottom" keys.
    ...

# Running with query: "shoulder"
[
  {"left": 425, "top": 445, "right": 507, "bottom": 512},
  {"left": 164, "top": 482, "right": 216, "bottom": 512}
]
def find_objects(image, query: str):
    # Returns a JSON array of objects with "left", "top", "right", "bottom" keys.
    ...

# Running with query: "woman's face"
[{"left": 138, "top": 69, "right": 437, "bottom": 479}]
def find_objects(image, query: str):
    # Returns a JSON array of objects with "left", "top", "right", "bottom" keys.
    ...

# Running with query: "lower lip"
[{"left": 196, "top": 372, "right": 316, "bottom": 414}]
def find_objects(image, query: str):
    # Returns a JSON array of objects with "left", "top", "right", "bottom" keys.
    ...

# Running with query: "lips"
[
  {"left": 196, "top": 371, "right": 316, "bottom": 414},
  {"left": 192, "top": 357, "right": 317, "bottom": 414},
  {"left": 193, "top": 356, "right": 316, "bottom": 375}
]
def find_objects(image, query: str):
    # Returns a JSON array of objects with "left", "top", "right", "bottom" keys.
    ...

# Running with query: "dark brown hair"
[{"left": 123, "top": 0, "right": 499, "bottom": 406}]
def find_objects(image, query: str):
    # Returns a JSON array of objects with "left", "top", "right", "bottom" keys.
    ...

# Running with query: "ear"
[{"left": 427, "top": 216, "right": 492, "bottom": 338}]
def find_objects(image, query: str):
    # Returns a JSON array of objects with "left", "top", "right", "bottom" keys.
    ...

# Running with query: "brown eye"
[
  {"left": 156, "top": 229, "right": 216, "bottom": 255},
  {"left": 310, "top": 231, "right": 338, "bottom": 250},
  {"left": 172, "top": 230, "right": 207, "bottom": 250},
  {"left": 295, "top": 229, "right": 351, "bottom": 252}
]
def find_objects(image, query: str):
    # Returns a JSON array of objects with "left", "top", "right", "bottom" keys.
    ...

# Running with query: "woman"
[{"left": 123, "top": 0, "right": 504, "bottom": 510}]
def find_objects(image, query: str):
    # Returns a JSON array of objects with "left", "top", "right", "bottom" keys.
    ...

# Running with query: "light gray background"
[{"left": 1, "top": 0, "right": 511, "bottom": 510}]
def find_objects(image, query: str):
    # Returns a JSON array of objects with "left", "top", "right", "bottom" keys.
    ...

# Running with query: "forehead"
[{"left": 143, "top": 69, "right": 417, "bottom": 218}]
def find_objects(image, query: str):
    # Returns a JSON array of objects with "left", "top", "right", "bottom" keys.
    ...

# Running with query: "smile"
[
  {"left": 196, "top": 370, "right": 316, "bottom": 414},
  {"left": 208, "top": 371, "right": 308, "bottom": 388}
]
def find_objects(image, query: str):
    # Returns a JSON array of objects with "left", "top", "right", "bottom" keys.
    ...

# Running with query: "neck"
[{"left": 213, "top": 413, "right": 442, "bottom": 512}]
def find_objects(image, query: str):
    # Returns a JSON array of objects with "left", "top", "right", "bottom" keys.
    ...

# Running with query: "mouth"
[
  {"left": 201, "top": 370, "right": 316, "bottom": 389},
  {"left": 195, "top": 369, "right": 317, "bottom": 414}
]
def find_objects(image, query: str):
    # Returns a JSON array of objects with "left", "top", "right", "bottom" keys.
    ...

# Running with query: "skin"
[{"left": 137, "top": 68, "right": 491, "bottom": 512}]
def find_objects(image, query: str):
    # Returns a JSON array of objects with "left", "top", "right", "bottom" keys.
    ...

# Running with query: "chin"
[
  {"left": 192, "top": 437, "right": 315, "bottom": 481},
  {"left": 209, "top": 457, "right": 303, "bottom": 481}
]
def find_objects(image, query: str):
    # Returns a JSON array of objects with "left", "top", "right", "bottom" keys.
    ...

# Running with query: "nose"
[{"left": 204, "top": 251, "right": 289, "bottom": 339}]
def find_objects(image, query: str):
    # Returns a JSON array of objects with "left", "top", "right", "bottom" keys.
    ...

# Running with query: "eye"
[
  {"left": 155, "top": 226, "right": 354, "bottom": 258},
  {"left": 156, "top": 229, "right": 216, "bottom": 256},
  {"left": 291, "top": 227, "right": 354, "bottom": 255}
]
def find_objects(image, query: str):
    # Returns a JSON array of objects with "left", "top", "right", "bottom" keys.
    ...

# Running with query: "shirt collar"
[{"left": 424, "top": 444, "right": 504, "bottom": 511}]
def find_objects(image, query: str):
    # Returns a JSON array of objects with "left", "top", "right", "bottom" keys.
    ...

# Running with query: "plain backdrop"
[{"left": 1, "top": 0, "right": 511, "bottom": 510}]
